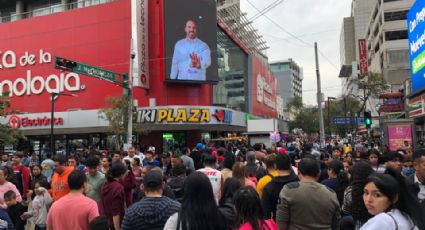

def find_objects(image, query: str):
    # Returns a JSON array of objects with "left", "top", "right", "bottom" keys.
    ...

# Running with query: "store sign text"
[
  {"left": 137, "top": 108, "right": 211, "bottom": 123},
  {"left": 8, "top": 115, "right": 64, "bottom": 129},
  {"left": 0, "top": 49, "right": 85, "bottom": 97}
]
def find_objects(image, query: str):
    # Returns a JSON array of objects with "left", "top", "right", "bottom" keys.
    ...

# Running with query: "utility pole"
[
  {"left": 315, "top": 42, "right": 325, "bottom": 145},
  {"left": 127, "top": 40, "right": 135, "bottom": 148}
]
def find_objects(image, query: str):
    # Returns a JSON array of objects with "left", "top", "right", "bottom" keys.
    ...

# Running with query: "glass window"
[
  {"left": 214, "top": 27, "right": 248, "bottom": 112},
  {"left": 384, "top": 10, "right": 408, "bottom": 22}
]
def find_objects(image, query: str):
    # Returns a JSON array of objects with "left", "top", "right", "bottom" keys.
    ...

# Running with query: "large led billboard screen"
[{"left": 163, "top": 0, "right": 218, "bottom": 83}]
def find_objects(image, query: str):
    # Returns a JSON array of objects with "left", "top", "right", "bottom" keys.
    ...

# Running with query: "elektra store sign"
[
  {"left": 8, "top": 115, "right": 64, "bottom": 129},
  {"left": 0, "top": 49, "right": 85, "bottom": 97}
]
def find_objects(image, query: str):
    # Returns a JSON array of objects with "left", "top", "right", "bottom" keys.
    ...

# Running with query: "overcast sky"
[{"left": 240, "top": 0, "right": 352, "bottom": 105}]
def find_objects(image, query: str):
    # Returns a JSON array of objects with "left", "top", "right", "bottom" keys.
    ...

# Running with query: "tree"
[
  {"left": 0, "top": 93, "right": 25, "bottom": 147},
  {"left": 289, "top": 96, "right": 363, "bottom": 136},
  {"left": 346, "top": 72, "right": 390, "bottom": 114},
  {"left": 289, "top": 107, "right": 320, "bottom": 134},
  {"left": 98, "top": 96, "right": 129, "bottom": 150},
  {"left": 286, "top": 96, "right": 303, "bottom": 115}
]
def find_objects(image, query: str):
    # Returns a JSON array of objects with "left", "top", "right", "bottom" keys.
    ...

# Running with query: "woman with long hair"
[
  {"left": 340, "top": 161, "right": 374, "bottom": 230},
  {"left": 100, "top": 163, "right": 127, "bottom": 230},
  {"left": 30, "top": 164, "right": 49, "bottom": 190},
  {"left": 163, "top": 171, "right": 230, "bottom": 230},
  {"left": 219, "top": 177, "right": 243, "bottom": 229},
  {"left": 233, "top": 162, "right": 256, "bottom": 189},
  {"left": 360, "top": 169, "right": 423, "bottom": 230},
  {"left": 321, "top": 160, "right": 349, "bottom": 205},
  {"left": 233, "top": 186, "right": 277, "bottom": 230}
]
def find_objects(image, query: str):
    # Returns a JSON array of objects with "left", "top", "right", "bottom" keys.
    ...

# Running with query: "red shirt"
[{"left": 12, "top": 163, "right": 30, "bottom": 199}]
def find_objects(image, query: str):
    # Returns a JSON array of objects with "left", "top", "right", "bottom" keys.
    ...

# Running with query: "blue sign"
[
  {"left": 408, "top": 1, "right": 425, "bottom": 93},
  {"left": 333, "top": 117, "right": 364, "bottom": 125}
]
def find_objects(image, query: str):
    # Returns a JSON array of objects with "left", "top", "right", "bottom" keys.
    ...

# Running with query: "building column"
[{"left": 15, "top": 0, "right": 25, "bottom": 20}]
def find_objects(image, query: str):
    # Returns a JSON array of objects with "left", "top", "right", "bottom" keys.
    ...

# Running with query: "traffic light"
[
  {"left": 55, "top": 57, "right": 77, "bottom": 71},
  {"left": 364, "top": 111, "right": 372, "bottom": 129}
]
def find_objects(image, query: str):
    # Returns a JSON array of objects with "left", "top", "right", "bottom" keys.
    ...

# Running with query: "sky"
[{"left": 240, "top": 0, "right": 352, "bottom": 105}]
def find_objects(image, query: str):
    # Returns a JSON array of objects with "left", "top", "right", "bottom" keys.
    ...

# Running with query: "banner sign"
[
  {"left": 136, "top": 106, "right": 246, "bottom": 126},
  {"left": 358, "top": 39, "right": 368, "bottom": 77}
]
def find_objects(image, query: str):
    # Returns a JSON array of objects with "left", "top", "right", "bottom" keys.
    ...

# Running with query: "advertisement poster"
[
  {"left": 163, "top": 0, "right": 218, "bottom": 83},
  {"left": 387, "top": 125, "right": 412, "bottom": 151}
]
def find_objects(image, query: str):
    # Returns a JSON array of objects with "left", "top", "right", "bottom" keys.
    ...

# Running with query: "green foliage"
[
  {"left": 0, "top": 93, "right": 25, "bottom": 147},
  {"left": 289, "top": 107, "right": 319, "bottom": 134},
  {"left": 98, "top": 96, "right": 129, "bottom": 150},
  {"left": 347, "top": 72, "right": 390, "bottom": 113},
  {"left": 290, "top": 95, "right": 363, "bottom": 135},
  {"left": 286, "top": 96, "right": 303, "bottom": 114}
]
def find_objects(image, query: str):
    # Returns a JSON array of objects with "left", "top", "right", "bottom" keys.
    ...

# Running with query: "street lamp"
[
  {"left": 50, "top": 92, "right": 77, "bottom": 156},
  {"left": 327, "top": 97, "right": 336, "bottom": 137}
]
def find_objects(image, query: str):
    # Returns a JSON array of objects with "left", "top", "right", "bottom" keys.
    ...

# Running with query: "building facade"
[
  {"left": 269, "top": 59, "right": 303, "bottom": 121},
  {"left": 366, "top": 0, "right": 413, "bottom": 89},
  {"left": 0, "top": 0, "right": 285, "bottom": 154}
]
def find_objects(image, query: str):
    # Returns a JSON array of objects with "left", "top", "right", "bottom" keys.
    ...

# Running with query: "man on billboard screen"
[
  {"left": 163, "top": 0, "right": 218, "bottom": 83},
  {"left": 170, "top": 20, "right": 211, "bottom": 81}
]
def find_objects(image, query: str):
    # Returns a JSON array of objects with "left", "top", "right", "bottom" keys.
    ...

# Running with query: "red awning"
[{"left": 379, "top": 92, "right": 403, "bottom": 99}]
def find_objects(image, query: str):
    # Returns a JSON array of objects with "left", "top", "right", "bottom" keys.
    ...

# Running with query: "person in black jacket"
[
  {"left": 406, "top": 149, "right": 425, "bottom": 222},
  {"left": 262, "top": 153, "right": 298, "bottom": 219},
  {"left": 219, "top": 177, "right": 242, "bottom": 228}
]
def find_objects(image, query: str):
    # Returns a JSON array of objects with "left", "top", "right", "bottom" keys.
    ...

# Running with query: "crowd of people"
[{"left": 0, "top": 138, "right": 423, "bottom": 230}]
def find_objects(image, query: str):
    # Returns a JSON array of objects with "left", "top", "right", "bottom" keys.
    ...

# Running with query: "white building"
[{"left": 366, "top": 0, "right": 413, "bottom": 90}]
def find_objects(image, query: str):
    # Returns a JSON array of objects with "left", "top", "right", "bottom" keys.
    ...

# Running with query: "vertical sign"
[
  {"left": 408, "top": 0, "right": 425, "bottom": 93},
  {"left": 132, "top": 0, "right": 149, "bottom": 88},
  {"left": 358, "top": 39, "right": 368, "bottom": 77},
  {"left": 387, "top": 125, "right": 412, "bottom": 151}
]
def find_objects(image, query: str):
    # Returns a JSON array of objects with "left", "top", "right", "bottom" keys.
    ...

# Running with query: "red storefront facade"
[{"left": 0, "top": 0, "right": 280, "bottom": 153}]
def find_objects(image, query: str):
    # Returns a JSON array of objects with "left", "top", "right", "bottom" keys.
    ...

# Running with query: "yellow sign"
[{"left": 138, "top": 108, "right": 211, "bottom": 123}]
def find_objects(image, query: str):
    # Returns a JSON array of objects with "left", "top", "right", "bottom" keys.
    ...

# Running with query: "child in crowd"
[
  {"left": 0, "top": 208, "right": 14, "bottom": 229},
  {"left": 21, "top": 182, "right": 52, "bottom": 230},
  {"left": 4, "top": 190, "right": 27, "bottom": 230}
]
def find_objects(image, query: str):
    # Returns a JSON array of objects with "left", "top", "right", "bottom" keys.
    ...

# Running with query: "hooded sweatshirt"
[
  {"left": 50, "top": 167, "right": 74, "bottom": 202},
  {"left": 121, "top": 196, "right": 181, "bottom": 230},
  {"left": 100, "top": 180, "right": 125, "bottom": 229},
  {"left": 262, "top": 172, "right": 298, "bottom": 219}
]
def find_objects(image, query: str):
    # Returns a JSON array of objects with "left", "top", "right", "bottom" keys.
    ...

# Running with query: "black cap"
[{"left": 143, "top": 170, "right": 163, "bottom": 188}]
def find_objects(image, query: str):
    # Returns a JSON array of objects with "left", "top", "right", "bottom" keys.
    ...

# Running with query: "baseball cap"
[
  {"left": 143, "top": 170, "right": 163, "bottom": 188},
  {"left": 196, "top": 143, "right": 205, "bottom": 149},
  {"left": 278, "top": 148, "right": 287, "bottom": 154},
  {"left": 147, "top": 146, "right": 156, "bottom": 152}
]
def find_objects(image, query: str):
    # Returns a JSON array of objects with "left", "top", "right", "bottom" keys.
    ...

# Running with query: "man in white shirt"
[
  {"left": 197, "top": 154, "right": 222, "bottom": 202},
  {"left": 170, "top": 20, "right": 211, "bottom": 81},
  {"left": 123, "top": 147, "right": 141, "bottom": 165},
  {"left": 409, "top": 150, "right": 425, "bottom": 202}
]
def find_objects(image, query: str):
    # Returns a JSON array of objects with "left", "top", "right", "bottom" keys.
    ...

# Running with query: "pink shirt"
[
  {"left": 47, "top": 193, "right": 99, "bottom": 230},
  {"left": 238, "top": 219, "right": 278, "bottom": 230},
  {"left": 0, "top": 182, "right": 22, "bottom": 209},
  {"left": 245, "top": 178, "right": 257, "bottom": 189}
]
